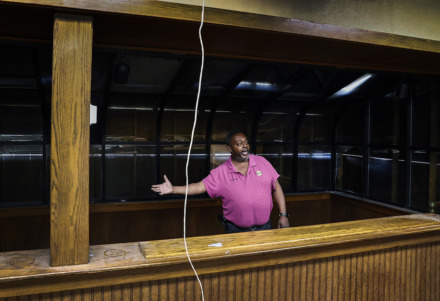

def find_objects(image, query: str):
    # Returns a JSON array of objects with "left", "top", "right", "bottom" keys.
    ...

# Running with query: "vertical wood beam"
[
  {"left": 391, "top": 102, "right": 400, "bottom": 203},
  {"left": 429, "top": 82, "right": 439, "bottom": 212},
  {"left": 50, "top": 14, "right": 93, "bottom": 266}
]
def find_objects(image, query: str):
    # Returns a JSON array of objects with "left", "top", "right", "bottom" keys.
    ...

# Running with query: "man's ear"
[{"left": 227, "top": 145, "right": 232, "bottom": 153}]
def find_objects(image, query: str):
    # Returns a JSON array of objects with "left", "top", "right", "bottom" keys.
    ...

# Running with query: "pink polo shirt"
[{"left": 202, "top": 154, "right": 279, "bottom": 228}]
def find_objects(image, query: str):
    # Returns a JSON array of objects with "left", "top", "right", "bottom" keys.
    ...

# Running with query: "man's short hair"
[{"left": 226, "top": 131, "right": 247, "bottom": 146}]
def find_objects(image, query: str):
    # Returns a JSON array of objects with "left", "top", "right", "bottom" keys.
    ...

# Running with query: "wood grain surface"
[
  {"left": 50, "top": 14, "right": 93, "bottom": 266},
  {"left": 1, "top": 1, "right": 440, "bottom": 75},
  {"left": 1, "top": 0, "right": 440, "bottom": 54},
  {"left": 138, "top": 213, "right": 440, "bottom": 263},
  {"left": 0, "top": 193, "right": 413, "bottom": 252},
  {"left": 1, "top": 214, "right": 440, "bottom": 298},
  {"left": 2, "top": 246, "right": 437, "bottom": 301}
]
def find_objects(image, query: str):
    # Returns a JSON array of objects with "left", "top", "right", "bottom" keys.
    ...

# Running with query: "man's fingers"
[
  {"left": 151, "top": 186, "right": 163, "bottom": 192},
  {"left": 151, "top": 176, "right": 170, "bottom": 194}
]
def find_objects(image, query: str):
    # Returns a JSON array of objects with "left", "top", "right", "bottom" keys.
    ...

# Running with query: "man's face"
[{"left": 228, "top": 133, "right": 249, "bottom": 162}]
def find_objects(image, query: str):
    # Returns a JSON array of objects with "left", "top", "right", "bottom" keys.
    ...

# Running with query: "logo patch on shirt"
[{"left": 256, "top": 171, "right": 262, "bottom": 176}]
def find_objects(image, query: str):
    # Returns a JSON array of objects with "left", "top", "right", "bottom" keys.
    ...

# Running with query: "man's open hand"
[{"left": 151, "top": 175, "right": 173, "bottom": 195}]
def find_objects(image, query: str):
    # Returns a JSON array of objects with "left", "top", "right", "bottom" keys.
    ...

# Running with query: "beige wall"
[{"left": 162, "top": 0, "right": 440, "bottom": 41}]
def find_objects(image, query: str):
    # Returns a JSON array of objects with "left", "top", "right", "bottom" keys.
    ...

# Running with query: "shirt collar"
[{"left": 226, "top": 154, "right": 257, "bottom": 173}]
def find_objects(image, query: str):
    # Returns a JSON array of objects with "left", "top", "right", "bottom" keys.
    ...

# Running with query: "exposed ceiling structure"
[{"left": 0, "top": 42, "right": 424, "bottom": 144}]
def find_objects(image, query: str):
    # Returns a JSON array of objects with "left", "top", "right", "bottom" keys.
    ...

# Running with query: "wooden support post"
[
  {"left": 50, "top": 14, "right": 93, "bottom": 266},
  {"left": 391, "top": 102, "right": 400, "bottom": 203},
  {"left": 429, "top": 82, "right": 439, "bottom": 212}
]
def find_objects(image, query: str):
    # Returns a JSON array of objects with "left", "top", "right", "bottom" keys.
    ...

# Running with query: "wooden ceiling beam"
[
  {"left": 1, "top": 0, "right": 440, "bottom": 53},
  {"left": 0, "top": 1, "right": 440, "bottom": 75}
]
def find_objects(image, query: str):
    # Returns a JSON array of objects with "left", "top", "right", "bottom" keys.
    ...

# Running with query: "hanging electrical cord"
[{"left": 183, "top": 0, "right": 205, "bottom": 300}]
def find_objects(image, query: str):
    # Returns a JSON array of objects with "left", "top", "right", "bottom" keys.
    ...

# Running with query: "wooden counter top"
[
  {"left": 1, "top": 214, "right": 440, "bottom": 297},
  {"left": 139, "top": 213, "right": 440, "bottom": 263}
]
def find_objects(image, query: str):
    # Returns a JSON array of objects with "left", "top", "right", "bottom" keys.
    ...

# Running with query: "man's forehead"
[{"left": 232, "top": 133, "right": 247, "bottom": 141}]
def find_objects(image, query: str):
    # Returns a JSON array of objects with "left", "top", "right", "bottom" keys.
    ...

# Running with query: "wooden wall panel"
[
  {"left": 0, "top": 193, "right": 415, "bottom": 252},
  {"left": 50, "top": 14, "right": 93, "bottom": 266},
  {"left": 330, "top": 193, "right": 412, "bottom": 223},
  {"left": 5, "top": 242, "right": 439, "bottom": 301},
  {"left": 0, "top": 215, "right": 49, "bottom": 251},
  {"left": 89, "top": 204, "right": 225, "bottom": 245}
]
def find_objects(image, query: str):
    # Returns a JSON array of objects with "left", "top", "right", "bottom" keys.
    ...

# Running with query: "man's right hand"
[{"left": 151, "top": 175, "right": 173, "bottom": 195}]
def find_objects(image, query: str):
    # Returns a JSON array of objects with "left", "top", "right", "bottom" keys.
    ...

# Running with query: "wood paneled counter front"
[{"left": 1, "top": 214, "right": 440, "bottom": 300}]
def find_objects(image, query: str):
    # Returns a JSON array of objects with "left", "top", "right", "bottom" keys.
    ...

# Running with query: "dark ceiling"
[{"left": 0, "top": 42, "right": 420, "bottom": 115}]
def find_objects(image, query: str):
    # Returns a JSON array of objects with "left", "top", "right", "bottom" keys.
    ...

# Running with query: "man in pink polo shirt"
[{"left": 151, "top": 131, "right": 289, "bottom": 233}]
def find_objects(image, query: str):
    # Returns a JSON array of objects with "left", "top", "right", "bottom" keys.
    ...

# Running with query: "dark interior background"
[{"left": 1, "top": 42, "right": 439, "bottom": 212}]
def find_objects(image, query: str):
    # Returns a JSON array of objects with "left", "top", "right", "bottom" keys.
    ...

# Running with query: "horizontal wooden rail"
[{"left": 140, "top": 213, "right": 437, "bottom": 264}]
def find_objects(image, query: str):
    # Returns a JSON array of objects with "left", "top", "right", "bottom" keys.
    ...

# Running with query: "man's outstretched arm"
[
  {"left": 151, "top": 175, "right": 207, "bottom": 195},
  {"left": 273, "top": 180, "right": 290, "bottom": 228}
]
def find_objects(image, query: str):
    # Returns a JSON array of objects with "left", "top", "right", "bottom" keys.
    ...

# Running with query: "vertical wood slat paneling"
[
  {"left": 242, "top": 267, "right": 251, "bottom": 301},
  {"left": 202, "top": 273, "right": 211, "bottom": 301},
  {"left": 351, "top": 254, "right": 358, "bottom": 300},
  {"left": 111, "top": 284, "right": 122, "bottom": 300},
  {"left": 50, "top": 14, "right": 92, "bottom": 266},
  {"left": 326, "top": 257, "right": 334, "bottom": 301},
  {"left": 150, "top": 280, "right": 159, "bottom": 300},
  {"left": 10, "top": 242, "right": 440, "bottom": 301},
  {"left": 415, "top": 245, "right": 422, "bottom": 301},
  {"left": 314, "top": 257, "right": 322, "bottom": 301},
  {"left": 219, "top": 271, "right": 228, "bottom": 301},
  {"left": 408, "top": 246, "right": 415, "bottom": 301},
  {"left": 93, "top": 287, "right": 102, "bottom": 301},
  {"left": 434, "top": 243, "right": 439, "bottom": 301},
  {"left": 355, "top": 253, "right": 363, "bottom": 301},
  {"left": 279, "top": 264, "right": 288, "bottom": 301},
  {"left": 272, "top": 262, "right": 280, "bottom": 300},
  {"left": 383, "top": 250, "right": 390, "bottom": 301},
  {"left": 338, "top": 256, "right": 345, "bottom": 301},
  {"left": 250, "top": 267, "right": 258, "bottom": 301},
  {"left": 140, "top": 282, "right": 148, "bottom": 300},
  {"left": 122, "top": 284, "right": 131, "bottom": 301},
  {"left": 234, "top": 270, "right": 243, "bottom": 301},
  {"left": 394, "top": 247, "right": 401, "bottom": 301},
  {"left": 426, "top": 244, "right": 432, "bottom": 301},
  {"left": 436, "top": 242, "right": 439, "bottom": 301},
  {"left": 159, "top": 279, "right": 168, "bottom": 301},
  {"left": 210, "top": 271, "right": 219, "bottom": 300},
  {"left": 306, "top": 261, "right": 314, "bottom": 301},
  {"left": 167, "top": 279, "right": 177, "bottom": 301},
  {"left": 293, "top": 259, "right": 301, "bottom": 300},
  {"left": 257, "top": 267, "right": 265, "bottom": 300},
  {"left": 227, "top": 270, "right": 235, "bottom": 300}
]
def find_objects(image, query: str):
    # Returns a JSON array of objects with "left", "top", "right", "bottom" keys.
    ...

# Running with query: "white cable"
[{"left": 184, "top": 0, "right": 205, "bottom": 300}]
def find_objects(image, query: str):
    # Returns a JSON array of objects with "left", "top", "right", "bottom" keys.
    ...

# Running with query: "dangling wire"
[{"left": 183, "top": 0, "right": 205, "bottom": 300}]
